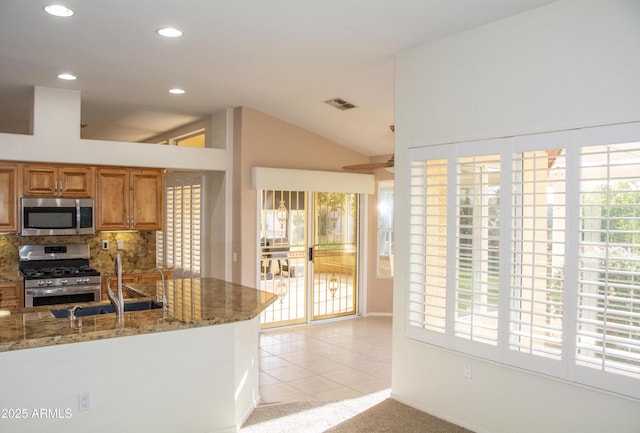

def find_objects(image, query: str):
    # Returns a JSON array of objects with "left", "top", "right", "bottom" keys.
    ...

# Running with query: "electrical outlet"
[
  {"left": 116, "top": 240, "right": 124, "bottom": 250},
  {"left": 463, "top": 362, "right": 472, "bottom": 379},
  {"left": 78, "top": 392, "right": 91, "bottom": 412},
  {"left": 101, "top": 240, "right": 109, "bottom": 250}
]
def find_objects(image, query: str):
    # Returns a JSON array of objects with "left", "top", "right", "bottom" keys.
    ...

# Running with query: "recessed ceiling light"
[
  {"left": 43, "top": 4, "right": 74, "bottom": 17},
  {"left": 57, "top": 73, "right": 77, "bottom": 80},
  {"left": 169, "top": 88, "right": 185, "bottom": 95},
  {"left": 157, "top": 27, "right": 183, "bottom": 38}
]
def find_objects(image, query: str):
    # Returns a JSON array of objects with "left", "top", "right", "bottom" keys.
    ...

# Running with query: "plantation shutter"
[
  {"left": 509, "top": 150, "right": 566, "bottom": 360},
  {"left": 405, "top": 124, "right": 640, "bottom": 399},
  {"left": 158, "top": 175, "right": 203, "bottom": 277},
  {"left": 408, "top": 159, "right": 449, "bottom": 335},
  {"left": 455, "top": 155, "right": 501, "bottom": 346},
  {"left": 577, "top": 143, "right": 640, "bottom": 378}
]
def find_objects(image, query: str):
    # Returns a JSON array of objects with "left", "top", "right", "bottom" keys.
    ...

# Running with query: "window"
[
  {"left": 377, "top": 181, "right": 394, "bottom": 278},
  {"left": 577, "top": 144, "right": 640, "bottom": 379},
  {"left": 510, "top": 150, "right": 565, "bottom": 361},
  {"left": 157, "top": 174, "right": 203, "bottom": 277},
  {"left": 175, "top": 130, "right": 205, "bottom": 148},
  {"left": 407, "top": 126, "right": 640, "bottom": 399},
  {"left": 455, "top": 155, "right": 501, "bottom": 346},
  {"left": 156, "top": 130, "right": 205, "bottom": 147}
]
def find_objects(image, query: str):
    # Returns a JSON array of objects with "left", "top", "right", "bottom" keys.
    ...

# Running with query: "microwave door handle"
[{"left": 76, "top": 199, "right": 81, "bottom": 233}]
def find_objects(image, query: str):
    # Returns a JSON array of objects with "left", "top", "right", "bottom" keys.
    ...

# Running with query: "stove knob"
[
  {"left": 38, "top": 280, "right": 46, "bottom": 286},
  {"left": 61, "top": 279, "right": 68, "bottom": 285},
  {"left": 46, "top": 280, "right": 53, "bottom": 286}
]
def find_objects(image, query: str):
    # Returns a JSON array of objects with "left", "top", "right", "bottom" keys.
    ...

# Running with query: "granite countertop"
[
  {"left": 0, "top": 272, "right": 21, "bottom": 283},
  {"left": 99, "top": 266, "right": 174, "bottom": 276},
  {"left": 0, "top": 278, "right": 277, "bottom": 352}
]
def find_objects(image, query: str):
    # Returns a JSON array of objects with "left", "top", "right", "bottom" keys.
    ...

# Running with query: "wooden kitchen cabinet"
[
  {"left": 96, "top": 168, "right": 128, "bottom": 230},
  {"left": 101, "top": 273, "right": 138, "bottom": 300},
  {"left": 101, "top": 270, "right": 173, "bottom": 300},
  {"left": 96, "top": 168, "right": 163, "bottom": 231},
  {"left": 139, "top": 269, "right": 173, "bottom": 283},
  {"left": 23, "top": 164, "right": 94, "bottom": 198},
  {"left": 131, "top": 169, "right": 164, "bottom": 230},
  {"left": 0, "top": 163, "right": 19, "bottom": 232},
  {"left": 0, "top": 281, "right": 22, "bottom": 310}
]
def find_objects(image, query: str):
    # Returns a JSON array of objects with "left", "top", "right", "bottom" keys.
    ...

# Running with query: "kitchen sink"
[
  {"left": 121, "top": 300, "right": 163, "bottom": 312},
  {"left": 50, "top": 300, "right": 162, "bottom": 319},
  {"left": 51, "top": 304, "right": 113, "bottom": 318}
]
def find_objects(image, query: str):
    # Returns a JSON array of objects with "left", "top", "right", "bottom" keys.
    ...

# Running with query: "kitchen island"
[{"left": 0, "top": 278, "right": 277, "bottom": 433}]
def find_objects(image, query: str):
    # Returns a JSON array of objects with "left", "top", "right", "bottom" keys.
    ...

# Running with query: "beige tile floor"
[{"left": 258, "top": 316, "right": 392, "bottom": 403}]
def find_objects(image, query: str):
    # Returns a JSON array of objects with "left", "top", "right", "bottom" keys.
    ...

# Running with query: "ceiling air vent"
[{"left": 324, "top": 97, "right": 357, "bottom": 111}]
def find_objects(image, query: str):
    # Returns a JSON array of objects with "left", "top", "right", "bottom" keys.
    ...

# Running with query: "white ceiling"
[{"left": 0, "top": 0, "right": 557, "bottom": 156}]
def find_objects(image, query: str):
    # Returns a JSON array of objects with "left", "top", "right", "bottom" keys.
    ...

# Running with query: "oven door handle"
[
  {"left": 26, "top": 286, "right": 98, "bottom": 296},
  {"left": 76, "top": 199, "right": 81, "bottom": 233}
]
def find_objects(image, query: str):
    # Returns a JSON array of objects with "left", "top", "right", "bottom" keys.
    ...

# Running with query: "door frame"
[
  {"left": 308, "top": 191, "right": 361, "bottom": 322},
  {"left": 251, "top": 167, "right": 375, "bottom": 327},
  {"left": 256, "top": 190, "right": 368, "bottom": 327}
]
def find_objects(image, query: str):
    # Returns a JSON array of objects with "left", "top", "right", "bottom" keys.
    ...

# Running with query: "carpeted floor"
[
  {"left": 241, "top": 393, "right": 473, "bottom": 433},
  {"left": 323, "top": 399, "right": 473, "bottom": 433}
]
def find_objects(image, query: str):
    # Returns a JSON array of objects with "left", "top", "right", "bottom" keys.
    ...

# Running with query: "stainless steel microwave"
[{"left": 20, "top": 198, "right": 95, "bottom": 236}]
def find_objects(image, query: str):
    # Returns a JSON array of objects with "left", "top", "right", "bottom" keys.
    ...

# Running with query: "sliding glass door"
[
  {"left": 259, "top": 190, "right": 308, "bottom": 327},
  {"left": 310, "top": 192, "right": 358, "bottom": 320},
  {"left": 258, "top": 190, "right": 359, "bottom": 328}
]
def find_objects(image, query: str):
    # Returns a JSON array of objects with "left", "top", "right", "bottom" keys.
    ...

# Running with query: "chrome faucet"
[
  {"left": 68, "top": 305, "right": 83, "bottom": 320},
  {"left": 152, "top": 268, "right": 167, "bottom": 317},
  {"left": 107, "top": 254, "right": 124, "bottom": 324},
  {"left": 68, "top": 305, "right": 83, "bottom": 329}
]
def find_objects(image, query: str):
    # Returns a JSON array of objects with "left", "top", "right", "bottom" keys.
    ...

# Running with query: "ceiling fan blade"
[
  {"left": 342, "top": 161, "right": 391, "bottom": 171},
  {"left": 343, "top": 155, "right": 394, "bottom": 171}
]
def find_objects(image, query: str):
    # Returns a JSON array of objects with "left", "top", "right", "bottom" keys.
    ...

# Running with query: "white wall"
[
  {"left": 393, "top": 1, "right": 640, "bottom": 432},
  {"left": 205, "top": 171, "right": 230, "bottom": 279},
  {"left": 0, "top": 86, "right": 227, "bottom": 172},
  {"left": 0, "top": 317, "right": 260, "bottom": 433},
  {"left": 396, "top": 0, "right": 640, "bottom": 147}
]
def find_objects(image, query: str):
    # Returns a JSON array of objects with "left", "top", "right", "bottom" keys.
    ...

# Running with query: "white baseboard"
[
  {"left": 363, "top": 312, "right": 392, "bottom": 317},
  {"left": 237, "top": 400, "right": 257, "bottom": 431}
]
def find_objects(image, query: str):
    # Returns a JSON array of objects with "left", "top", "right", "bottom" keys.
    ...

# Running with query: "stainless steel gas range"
[{"left": 19, "top": 244, "right": 102, "bottom": 307}]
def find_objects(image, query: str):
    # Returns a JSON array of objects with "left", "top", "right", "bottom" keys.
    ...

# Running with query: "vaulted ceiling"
[{"left": 0, "top": 0, "right": 557, "bottom": 155}]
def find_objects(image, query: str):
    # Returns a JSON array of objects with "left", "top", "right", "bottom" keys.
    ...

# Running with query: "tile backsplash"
[{"left": 0, "top": 232, "right": 157, "bottom": 276}]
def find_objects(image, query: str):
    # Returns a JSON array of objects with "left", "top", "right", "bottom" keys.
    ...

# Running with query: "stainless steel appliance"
[
  {"left": 20, "top": 197, "right": 95, "bottom": 236},
  {"left": 20, "top": 244, "right": 101, "bottom": 307}
]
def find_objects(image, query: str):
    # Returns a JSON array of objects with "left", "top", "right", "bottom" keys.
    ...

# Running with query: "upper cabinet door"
[
  {"left": 96, "top": 168, "right": 130, "bottom": 231},
  {"left": 0, "top": 163, "right": 19, "bottom": 232},
  {"left": 23, "top": 165, "right": 56, "bottom": 197},
  {"left": 96, "top": 168, "right": 163, "bottom": 231},
  {"left": 130, "top": 169, "right": 163, "bottom": 231},
  {"left": 57, "top": 166, "right": 95, "bottom": 197},
  {"left": 23, "top": 164, "right": 94, "bottom": 197}
]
